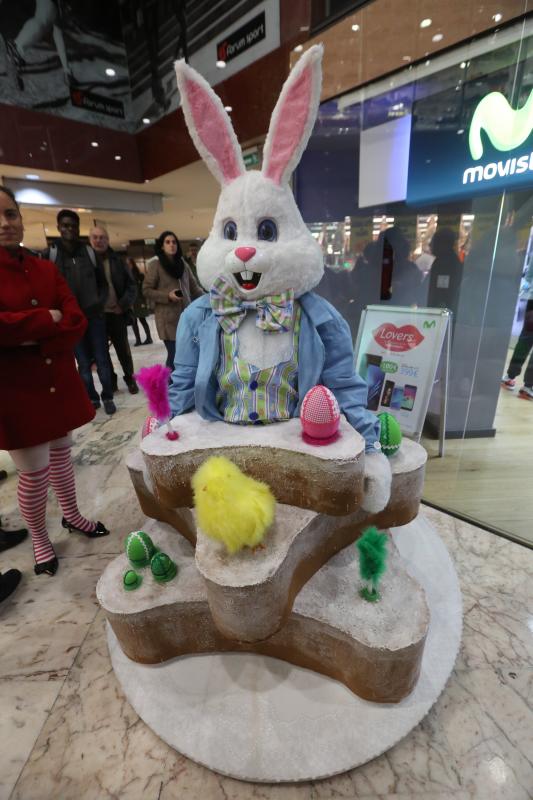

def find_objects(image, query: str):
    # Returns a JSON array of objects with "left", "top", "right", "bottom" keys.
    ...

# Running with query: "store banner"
[
  {"left": 407, "top": 89, "right": 533, "bottom": 204},
  {"left": 354, "top": 306, "right": 449, "bottom": 437}
]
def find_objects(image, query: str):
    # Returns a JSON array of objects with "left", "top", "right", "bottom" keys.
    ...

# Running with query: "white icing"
[{"left": 141, "top": 412, "right": 364, "bottom": 461}]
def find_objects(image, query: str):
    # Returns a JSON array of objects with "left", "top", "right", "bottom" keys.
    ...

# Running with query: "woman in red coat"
[{"left": 0, "top": 187, "right": 109, "bottom": 576}]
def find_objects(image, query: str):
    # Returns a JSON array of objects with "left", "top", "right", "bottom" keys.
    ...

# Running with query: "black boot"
[
  {"left": 0, "top": 569, "right": 22, "bottom": 602},
  {"left": 125, "top": 376, "right": 139, "bottom": 395},
  {"left": 62, "top": 517, "right": 110, "bottom": 538},
  {"left": 0, "top": 526, "right": 28, "bottom": 553}
]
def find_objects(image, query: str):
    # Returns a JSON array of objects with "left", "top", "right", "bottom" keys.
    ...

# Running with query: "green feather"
[{"left": 356, "top": 527, "right": 388, "bottom": 583}]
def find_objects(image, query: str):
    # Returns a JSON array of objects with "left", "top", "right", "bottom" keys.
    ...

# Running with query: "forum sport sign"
[{"left": 407, "top": 89, "right": 533, "bottom": 203}]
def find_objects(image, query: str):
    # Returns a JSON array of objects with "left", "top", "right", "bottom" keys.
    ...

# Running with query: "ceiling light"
[
  {"left": 460, "top": 61, "right": 466, "bottom": 68},
  {"left": 105, "top": 68, "right": 116, "bottom": 77},
  {"left": 216, "top": 59, "right": 227, "bottom": 68},
  {"left": 351, "top": 24, "right": 360, "bottom": 32},
  {"left": 142, "top": 118, "right": 150, "bottom": 124},
  {"left": 432, "top": 33, "right": 443, "bottom": 42},
  {"left": 492, "top": 13, "right": 502, "bottom": 23},
  {"left": 425, "top": 59, "right": 431, "bottom": 66},
  {"left": 457, "top": 129, "right": 464, "bottom": 134},
  {"left": 293, "top": 45, "right": 303, "bottom": 53},
  {"left": 114, "top": 155, "right": 122, "bottom": 161},
  {"left": 402, "top": 56, "right": 411, "bottom": 61},
  {"left": 224, "top": 105, "right": 232, "bottom": 112},
  {"left": 25, "top": 173, "right": 40, "bottom": 180},
  {"left": 420, "top": 18, "right": 432, "bottom": 28},
  {"left": 147, "top": 224, "right": 155, "bottom": 229},
  {"left": 91, "top": 141, "right": 99, "bottom": 147}
]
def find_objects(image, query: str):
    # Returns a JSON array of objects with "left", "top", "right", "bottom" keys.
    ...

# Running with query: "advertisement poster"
[{"left": 354, "top": 306, "right": 449, "bottom": 437}]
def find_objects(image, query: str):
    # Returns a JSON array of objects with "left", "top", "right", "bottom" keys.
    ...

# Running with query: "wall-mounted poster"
[{"left": 0, "top": 0, "right": 131, "bottom": 128}]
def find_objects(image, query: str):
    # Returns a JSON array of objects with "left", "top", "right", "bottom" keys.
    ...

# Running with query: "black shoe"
[
  {"left": 111, "top": 377, "right": 119, "bottom": 393},
  {"left": 0, "top": 526, "right": 28, "bottom": 552},
  {"left": 103, "top": 399, "right": 116, "bottom": 415},
  {"left": 34, "top": 557, "right": 58, "bottom": 576},
  {"left": 61, "top": 517, "right": 110, "bottom": 538},
  {"left": 92, "top": 400, "right": 101, "bottom": 410},
  {"left": 0, "top": 569, "right": 22, "bottom": 602},
  {"left": 125, "top": 377, "right": 139, "bottom": 395},
  {"left": 143, "top": 338, "right": 153, "bottom": 345},
  {"left": 134, "top": 340, "right": 142, "bottom": 347}
]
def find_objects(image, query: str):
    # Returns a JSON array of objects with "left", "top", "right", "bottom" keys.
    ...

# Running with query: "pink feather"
[{"left": 135, "top": 365, "right": 172, "bottom": 422}]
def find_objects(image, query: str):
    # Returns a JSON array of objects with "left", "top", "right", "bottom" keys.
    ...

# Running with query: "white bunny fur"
[
  {"left": 175, "top": 46, "right": 391, "bottom": 511},
  {"left": 196, "top": 170, "right": 324, "bottom": 299}
]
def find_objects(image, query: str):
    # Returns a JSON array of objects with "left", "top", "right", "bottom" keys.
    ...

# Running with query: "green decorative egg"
[
  {"left": 123, "top": 569, "right": 143, "bottom": 591},
  {"left": 377, "top": 412, "right": 402, "bottom": 457},
  {"left": 125, "top": 530, "right": 156, "bottom": 568},
  {"left": 150, "top": 551, "right": 177, "bottom": 583}
]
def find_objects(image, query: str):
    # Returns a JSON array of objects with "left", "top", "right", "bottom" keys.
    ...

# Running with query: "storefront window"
[{"left": 295, "top": 17, "right": 533, "bottom": 546}]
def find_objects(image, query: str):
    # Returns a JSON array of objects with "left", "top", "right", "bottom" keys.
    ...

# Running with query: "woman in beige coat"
[{"left": 143, "top": 230, "right": 203, "bottom": 368}]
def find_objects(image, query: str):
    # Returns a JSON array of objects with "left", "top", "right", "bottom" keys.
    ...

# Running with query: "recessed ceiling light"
[
  {"left": 144, "top": 179, "right": 150, "bottom": 183},
  {"left": 25, "top": 173, "right": 40, "bottom": 180},
  {"left": 293, "top": 45, "right": 303, "bottom": 53},
  {"left": 105, "top": 68, "right": 116, "bottom": 77},
  {"left": 460, "top": 61, "right": 466, "bottom": 68},
  {"left": 351, "top": 24, "right": 360, "bottom": 32},
  {"left": 114, "top": 155, "right": 122, "bottom": 161},
  {"left": 432, "top": 33, "right": 443, "bottom": 42},
  {"left": 425, "top": 59, "right": 431, "bottom": 66},
  {"left": 147, "top": 224, "right": 155, "bottom": 229},
  {"left": 420, "top": 18, "right": 432, "bottom": 28},
  {"left": 216, "top": 59, "right": 227, "bottom": 68},
  {"left": 492, "top": 12, "right": 502, "bottom": 22},
  {"left": 142, "top": 117, "right": 150, "bottom": 124},
  {"left": 224, "top": 105, "right": 232, "bottom": 112},
  {"left": 402, "top": 55, "right": 411, "bottom": 61},
  {"left": 457, "top": 129, "right": 464, "bottom": 134},
  {"left": 91, "top": 141, "right": 99, "bottom": 147}
]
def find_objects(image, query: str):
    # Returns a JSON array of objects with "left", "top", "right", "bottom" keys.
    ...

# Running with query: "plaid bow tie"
[{"left": 210, "top": 274, "right": 295, "bottom": 334}]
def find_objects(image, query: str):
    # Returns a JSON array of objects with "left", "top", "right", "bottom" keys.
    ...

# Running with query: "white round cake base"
[{"left": 107, "top": 514, "right": 462, "bottom": 783}]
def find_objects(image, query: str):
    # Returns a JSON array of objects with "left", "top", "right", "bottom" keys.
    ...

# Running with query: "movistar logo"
[
  {"left": 469, "top": 90, "right": 533, "bottom": 160},
  {"left": 463, "top": 90, "right": 533, "bottom": 186}
]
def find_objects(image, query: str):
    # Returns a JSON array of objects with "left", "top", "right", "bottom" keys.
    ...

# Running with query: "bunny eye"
[
  {"left": 223, "top": 220, "right": 237, "bottom": 240},
  {"left": 257, "top": 218, "right": 278, "bottom": 242}
]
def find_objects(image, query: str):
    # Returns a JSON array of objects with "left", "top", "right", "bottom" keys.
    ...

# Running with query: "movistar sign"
[
  {"left": 407, "top": 85, "right": 533, "bottom": 204},
  {"left": 463, "top": 90, "right": 533, "bottom": 185}
]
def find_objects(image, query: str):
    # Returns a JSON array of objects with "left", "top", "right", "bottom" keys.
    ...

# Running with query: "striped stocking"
[
  {"left": 17, "top": 466, "right": 55, "bottom": 564},
  {"left": 49, "top": 445, "right": 96, "bottom": 534}
]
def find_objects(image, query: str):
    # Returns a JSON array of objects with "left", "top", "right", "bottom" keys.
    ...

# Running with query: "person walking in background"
[
  {"left": 427, "top": 227, "right": 464, "bottom": 324},
  {"left": 0, "top": 187, "right": 109, "bottom": 577},
  {"left": 44, "top": 210, "right": 116, "bottom": 414},
  {"left": 89, "top": 227, "right": 139, "bottom": 395},
  {"left": 502, "top": 252, "right": 533, "bottom": 400},
  {"left": 374, "top": 227, "right": 424, "bottom": 307},
  {"left": 185, "top": 240, "right": 201, "bottom": 281},
  {"left": 127, "top": 258, "right": 153, "bottom": 346},
  {"left": 143, "top": 230, "right": 203, "bottom": 369}
]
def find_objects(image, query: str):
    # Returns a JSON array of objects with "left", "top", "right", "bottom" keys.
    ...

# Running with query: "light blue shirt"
[{"left": 169, "top": 292, "right": 381, "bottom": 451}]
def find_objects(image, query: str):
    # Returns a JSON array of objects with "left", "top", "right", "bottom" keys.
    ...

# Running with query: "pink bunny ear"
[
  {"left": 262, "top": 45, "right": 323, "bottom": 185},
  {"left": 175, "top": 60, "right": 245, "bottom": 185}
]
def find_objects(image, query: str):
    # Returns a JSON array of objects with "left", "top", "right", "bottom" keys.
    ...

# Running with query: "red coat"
[{"left": 0, "top": 247, "right": 95, "bottom": 450}]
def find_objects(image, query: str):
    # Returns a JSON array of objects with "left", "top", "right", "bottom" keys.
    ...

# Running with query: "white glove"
[{"left": 362, "top": 451, "right": 392, "bottom": 513}]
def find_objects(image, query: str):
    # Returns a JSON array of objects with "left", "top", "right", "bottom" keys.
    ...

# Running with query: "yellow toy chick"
[{"left": 191, "top": 456, "right": 276, "bottom": 554}]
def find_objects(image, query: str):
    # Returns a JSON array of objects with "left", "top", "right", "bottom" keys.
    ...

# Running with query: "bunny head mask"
[{"left": 175, "top": 46, "right": 325, "bottom": 300}]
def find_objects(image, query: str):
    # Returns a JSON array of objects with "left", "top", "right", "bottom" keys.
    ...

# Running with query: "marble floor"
[{"left": 0, "top": 334, "right": 532, "bottom": 800}]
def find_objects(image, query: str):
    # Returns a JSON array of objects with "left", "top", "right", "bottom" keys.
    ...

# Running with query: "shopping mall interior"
[{"left": 0, "top": 1, "right": 531, "bottom": 798}]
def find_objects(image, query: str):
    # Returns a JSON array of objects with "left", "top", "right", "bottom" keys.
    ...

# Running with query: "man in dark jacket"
[
  {"left": 43, "top": 209, "right": 116, "bottom": 414},
  {"left": 89, "top": 226, "right": 139, "bottom": 394}
]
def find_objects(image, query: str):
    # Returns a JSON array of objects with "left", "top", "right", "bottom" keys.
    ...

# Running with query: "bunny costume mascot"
[{"left": 170, "top": 45, "right": 392, "bottom": 513}]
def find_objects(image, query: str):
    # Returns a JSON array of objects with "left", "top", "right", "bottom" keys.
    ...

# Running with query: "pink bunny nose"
[{"left": 235, "top": 246, "right": 256, "bottom": 263}]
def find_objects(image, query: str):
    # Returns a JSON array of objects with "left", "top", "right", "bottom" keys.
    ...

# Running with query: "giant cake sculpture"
[{"left": 97, "top": 46, "right": 460, "bottom": 782}]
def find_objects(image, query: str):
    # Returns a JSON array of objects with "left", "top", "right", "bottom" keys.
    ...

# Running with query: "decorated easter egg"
[
  {"left": 150, "top": 551, "right": 178, "bottom": 583},
  {"left": 123, "top": 569, "right": 143, "bottom": 592},
  {"left": 377, "top": 411, "right": 402, "bottom": 457},
  {"left": 141, "top": 415, "right": 159, "bottom": 439},
  {"left": 125, "top": 530, "right": 156, "bottom": 568},
  {"left": 300, "top": 385, "right": 341, "bottom": 445}
]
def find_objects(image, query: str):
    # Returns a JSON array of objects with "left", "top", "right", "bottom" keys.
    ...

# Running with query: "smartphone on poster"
[
  {"left": 380, "top": 380, "right": 395, "bottom": 408},
  {"left": 401, "top": 384, "right": 417, "bottom": 411},
  {"left": 366, "top": 364, "right": 386, "bottom": 411}
]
